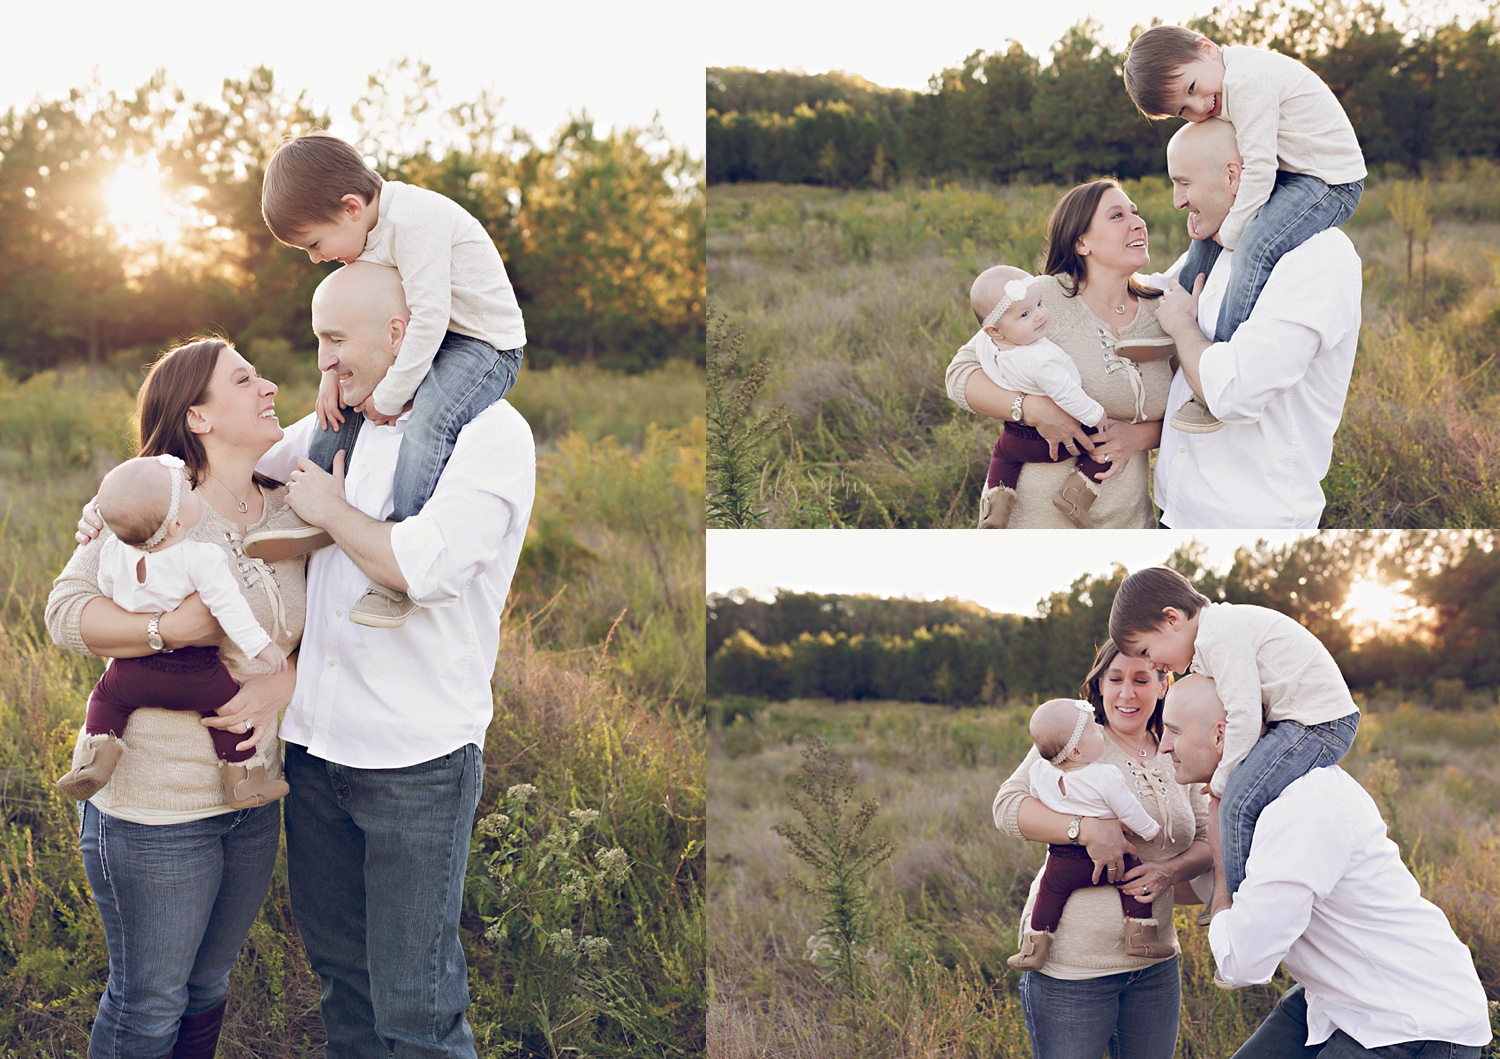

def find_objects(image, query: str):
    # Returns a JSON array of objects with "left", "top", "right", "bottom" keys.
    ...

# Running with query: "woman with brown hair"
[
  {"left": 946, "top": 179, "right": 1175, "bottom": 527},
  {"left": 45, "top": 337, "right": 308, "bottom": 1058},
  {"left": 991, "top": 640, "right": 1211, "bottom": 1058}
]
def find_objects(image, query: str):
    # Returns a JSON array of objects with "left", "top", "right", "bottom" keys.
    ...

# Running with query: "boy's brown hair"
[
  {"left": 261, "top": 131, "right": 382, "bottom": 243},
  {"left": 1108, "top": 567, "right": 1211, "bottom": 645},
  {"left": 1123, "top": 25, "right": 1208, "bottom": 118}
]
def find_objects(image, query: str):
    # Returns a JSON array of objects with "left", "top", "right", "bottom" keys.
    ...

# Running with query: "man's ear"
[
  {"left": 1223, "top": 160, "right": 1242, "bottom": 195},
  {"left": 386, "top": 315, "right": 410, "bottom": 353},
  {"left": 1213, "top": 719, "right": 1227, "bottom": 750}
]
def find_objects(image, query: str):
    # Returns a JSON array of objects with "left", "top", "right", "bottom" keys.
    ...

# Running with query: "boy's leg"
[
  {"left": 1179, "top": 237, "right": 1224, "bottom": 298},
  {"left": 1218, "top": 714, "right": 1351, "bottom": 895},
  {"left": 308, "top": 404, "right": 365, "bottom": 474},
  {"left": 390, "top": 334, "right": 522, "bottom": 522},
  {"left": 1213, "top": 173, "right": 1364, "bottom": 342}
]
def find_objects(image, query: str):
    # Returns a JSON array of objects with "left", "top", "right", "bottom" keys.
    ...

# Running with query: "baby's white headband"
[
  {"left": 981, "top": 274, "right": 1039, "bottom": 330},
  {"left": 140, "top": 454, "right": 187, "bottom": 550},
  {"left": 1050, "top": 699, "right": 1095, "bottom": 764}
]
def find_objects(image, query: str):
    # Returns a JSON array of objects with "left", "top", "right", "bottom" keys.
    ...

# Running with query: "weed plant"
[
  {"left": 0, "top": 360, "right": 705, "bottom": 1058},
  {"left": 709, "top": 698, "right": 1500, "bottom": 1058},
  {"left": 708, "top": 162, "right": 1500, "bottom": 527}
]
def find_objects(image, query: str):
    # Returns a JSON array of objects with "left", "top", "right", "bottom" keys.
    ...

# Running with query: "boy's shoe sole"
[{"left": 241, "top": 525, "right": 334, "bottom": 563}]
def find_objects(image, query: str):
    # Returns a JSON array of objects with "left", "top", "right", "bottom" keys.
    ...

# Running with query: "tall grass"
[
  {"left": 0, "top": 360, "right": 705, "bottom": 1058},
  {"left": 708, "top": 698, "right": 1500, "bottom": 1057},
  {"left": 708, "top": 162, "right": 1500, "bottom": 527}
]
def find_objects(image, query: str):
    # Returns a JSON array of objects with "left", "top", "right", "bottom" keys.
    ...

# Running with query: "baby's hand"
[
  {"left": 1095, "top": 413, "right": 1115, "bottom": 435},
  {"left": 315, "top": 370, "right": 345, "bottom": 432},
  {"left": 256, "top": 642, "right": 288, "bottom": 675}
]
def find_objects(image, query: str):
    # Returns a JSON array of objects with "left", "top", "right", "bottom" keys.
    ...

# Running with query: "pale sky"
[
  {"left": 2, "top": 0, "right": 704, "bottom": 155},
  {"left": 706, "top": 0, "right": 1488, "bottom": 91},
  {"left": 706, "top": 529, "right": 1330, "bottom": 617}
]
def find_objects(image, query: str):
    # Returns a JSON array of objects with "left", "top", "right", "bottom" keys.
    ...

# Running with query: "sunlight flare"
[{"left": 103, "top": 155, "right": 198, "bottom": 247}]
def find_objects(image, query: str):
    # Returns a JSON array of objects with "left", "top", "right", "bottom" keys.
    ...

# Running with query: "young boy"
[
  {"left": 969, "top": 265, "right": 1116, "bottom": 530},
  {"left": 1108, "top": 566, "right": 1360, "bottom": 896},
  {"left": 1123, "top": 26, "right": 1365, "bottom": 434},
  {"left": 251, "top": 131, "right": 526, "bottom": 627},
  {"left": 1008, "top": 698, "right": 1169, "bottom": 971}
]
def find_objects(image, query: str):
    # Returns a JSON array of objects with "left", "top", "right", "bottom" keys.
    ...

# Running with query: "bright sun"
[
  {"left": 1340, "top": 578, "right": 1431, "bottom": 642},
  {"left": 103, "top": 155, "right": 197, "bottom": 247}
]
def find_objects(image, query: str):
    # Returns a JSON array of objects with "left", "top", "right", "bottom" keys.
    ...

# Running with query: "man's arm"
[{"left": 284, "top": 451, "right": 409, "bottom": 590}]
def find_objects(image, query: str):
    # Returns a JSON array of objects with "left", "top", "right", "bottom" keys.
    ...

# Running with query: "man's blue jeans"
[
  {"left": 1220, "top": 710, "right": 1360, "bottom": 896},
  {"left": 283, "top": 741, "right": 483, "bottom": 1058},
  {"left": 79, "top": 799, "right": 279, "bottom": 1059},
  {"left": 1232, "top": 984, "right": 1484, "bottom": 1058},
  {"left": 309, "top": 333, "right": 522, "bottom": 521},
  {"left": 1180, "top": 172, "right": 1364, "bottom": 342},
  {"left": 1020, "top": 956, "right": 1181, "bottom": 1059}
]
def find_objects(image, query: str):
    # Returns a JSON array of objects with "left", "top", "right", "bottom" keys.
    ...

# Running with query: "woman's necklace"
[
  {"left": 1083, "top": 284, "right": 1130, "bottom": 319},
  {"left": 1106, "top": 726, "right": 1154, "bottom": 759},
  {"left": 208, "top": 472, "right": 253, "bottom": 514}
]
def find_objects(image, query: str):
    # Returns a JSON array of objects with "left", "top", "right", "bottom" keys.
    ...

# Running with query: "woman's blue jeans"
[
  {"left": 308, "top": 333, "right": 522, "bottom": 521},
  {"left": 1020, "top": 956, "right": 1181, "bottom": 1059},
  {"left": 1220, "top": 710, "right": 1360, "bottom": 895},
  {"left": 283, "top": 740, "right": 483, "bottom": 1058},
  {"left": 1231, "top": 984, "right": 1484, "bottom": 1058},
  {"left": 79, "top": 799, "right": 279, "bottom": 1058},
  {"left": 1180, "top": 172, "right": 1364, "bottom": 342}
]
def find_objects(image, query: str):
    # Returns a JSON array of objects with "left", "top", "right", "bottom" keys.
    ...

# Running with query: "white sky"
[
  {"left": 706, "top": 529, "right": 1328, "bottom": 617},
  {"left": 1, "top": 0, "right": 704, "bottom": 155},
  {"left": 706, "top": 0, "right": 1488, "bottom": 91}
]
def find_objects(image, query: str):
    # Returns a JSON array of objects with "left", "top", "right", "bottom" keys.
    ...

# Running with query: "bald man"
[
  {"left": 1150, "top": 120, "right": 1362, "bottom": 529},
  {"left": 1160, "top": 675, "right": 1489, "bottom": 1058},
  {"left": 258, "top": 261, "right": 535, "bottom": 1057}
]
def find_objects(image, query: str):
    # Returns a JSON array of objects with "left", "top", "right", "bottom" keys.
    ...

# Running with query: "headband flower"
[{"left": 982, "top": 274, "right": 1039, "bottom": 330}]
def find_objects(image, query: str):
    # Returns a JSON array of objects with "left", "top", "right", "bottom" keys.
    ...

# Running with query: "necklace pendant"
[
  {"left": 237, "top": 500, "right": 249, "bottom": 513},
  {"left": 1114, "top": 304, "right": 1126, "bottom": 315}
]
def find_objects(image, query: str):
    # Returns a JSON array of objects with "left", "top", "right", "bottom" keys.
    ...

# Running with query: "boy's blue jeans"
[
  {"left": 1020, "top": 957, "right": 1181, "bottom": 1059},
  {"left": 1181, "top": 172, "right": 1364, "bottom": 343},
  {"left": 310, "top": 332, "right": 522, "bottom": 521},
  {"left": 1220, "top": 710, "right": 1360, "bottom": 896},
  {"left": 1231, "top": 984, "right": 1484, "bottom": 1058},
  {"left": 79, "top": 800, "right": 280, "bottom": 1059},
  {"left": 283, "top": 741, "right": 483, "bottom": 1059}
]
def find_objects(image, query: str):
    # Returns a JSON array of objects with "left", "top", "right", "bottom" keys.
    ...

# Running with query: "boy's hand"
[
  {"left": 256, "top": 641, "right": 288, "bottom": 675},
  {"left": 315, "top": 370, "right": 345, "bottom": 432}
]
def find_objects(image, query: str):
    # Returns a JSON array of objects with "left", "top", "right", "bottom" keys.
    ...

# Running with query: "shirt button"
[
  {"left": 335, "top": 610, "right": 343, "bottom": 618},
  {"left": 327, "top": 660, "right": 336, "bottom": 668},
  {"left": 1179, "top": 446, "right": 1186, "bottom": 453}
]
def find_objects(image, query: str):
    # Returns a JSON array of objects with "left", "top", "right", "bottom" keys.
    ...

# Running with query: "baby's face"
[
  {"left": 990, "top": 294, "right": 1049, "bottom": 347},
  {"left": 1074, "top": 719, "right": 1107, "bottom": 763}
]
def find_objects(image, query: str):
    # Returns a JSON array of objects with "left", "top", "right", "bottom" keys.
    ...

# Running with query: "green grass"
[
  {"left": 0, "top": 359, "right": 705, "bottom": 1058},
  {"left": 708, "top": 162, "right": 1500, "bottom": 527},
  {"left": 708, "top": 697, "right": 1500, "bottom": 1058}
]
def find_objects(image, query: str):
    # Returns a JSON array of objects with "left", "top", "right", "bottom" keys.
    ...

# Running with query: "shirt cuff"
[{"left": 389, "top": 517, "right": 452, "bottom": 605}]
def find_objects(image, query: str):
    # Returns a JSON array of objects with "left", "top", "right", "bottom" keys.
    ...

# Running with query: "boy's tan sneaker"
[
  {"left": 241, "top": 515, "right": 333, "bottom": 564},
  {"left": 1007, "top": 931, "right": 1053, "bottom": 971},
  {"left": 978, "top": 484, "right": 1016, "bottom": 529},
  {"left": 1125, "top": 919, "right": 1175, "bottom": 958},
  {"left": 56, "top": 733, "right": 126, "bottom": 800},
  {"left": 349, "top": 583, "right": 418, "bottom": 628},
  {"left": 223, "top": 763, "right": 290, "bottom": 810},
  {"left": 1170, "top": 396, "right": 1225, "bottom": 434},
  {"left": 1052, "top": 469, "right": 1100, "bottom": 529},
  {"left": 1113, "top": 335, "right": 1178, "bottom": 362}
]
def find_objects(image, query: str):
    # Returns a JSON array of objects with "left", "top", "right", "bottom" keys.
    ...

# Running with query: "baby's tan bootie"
[
  {"left": 223, "top": 763, "right": 290, "bottom": 809},
  {"left": 1052, "top": 469, "right": 1101, "bottom": 529},
  {"left": 1125, "top": 919, "right": 1174, "bottom": 958},
  {"left": 1007, "top": 931, "right": 1054, "bottom": 971},
  {"left": 978, "top": 484, "right": 1016, "bottom": 529},
  {"left": 57, "top": 733, "right": 126, "bottom": 800}
]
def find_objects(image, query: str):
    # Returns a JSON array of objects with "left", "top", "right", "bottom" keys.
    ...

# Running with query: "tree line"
[
  {"left": 0, "top": 63, "right": 704, "bottom": 374},
  {"left": 707, "top": 0, "right": 1500, "bottom": 188},
  {"left": 707, "top": 532, "right": 1500, "bottom": 707}
]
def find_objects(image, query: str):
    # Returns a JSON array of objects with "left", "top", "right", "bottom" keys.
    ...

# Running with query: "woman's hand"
[
  {"left": 1090, "top": 420, "right": 1162, "bottom": 480},
  {"left": 1027, "top": 396, "right": 1098, "bottom": 461},
  {"left": 1080, "top": 817, "right": 1134, "bottom": 884},
  {"left": 1119, "top": 859, "right": 1174, "bottom": 904},
  {"left": 76, "top": 497, "right": 104, "bottom": 545},
  {"left": 203, "top": 658, "right": 296, "bottom": 754}
]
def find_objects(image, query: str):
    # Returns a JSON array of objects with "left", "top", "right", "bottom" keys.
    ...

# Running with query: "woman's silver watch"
[
  {"left": 147, "top": 612, "right": 169, "bottom": 652},
  {"left": 1067, "top": 815, "right": 1082, "bottom": 844},
  {"left": 1010, "top": 394, "right": 1027, "bottom": 423}
]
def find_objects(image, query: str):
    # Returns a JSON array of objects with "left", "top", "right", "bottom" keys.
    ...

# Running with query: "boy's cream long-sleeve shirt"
[
  {"left": 1192, "top": 602, "right": 1359, "bottom": 797},
  {"left": 359, "top": 180, "right": 527, "bottom": 416},
  {"left": 1217, "top": 45, "right": 1367, "bottom": 250}
]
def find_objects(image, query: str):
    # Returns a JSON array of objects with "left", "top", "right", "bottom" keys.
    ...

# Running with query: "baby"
[
  {"left": 1008, "top": 698, "right": 1171, "bottom": 971},
  {"left": 1109, "top": 566, "right": 1360, "bottom": 897},
  {"left": 1124, "top": 25, "right": 1366, "bottom": 434},
  {"left": 56, "top": 455, "right": 289, "bottom": 809},
  {"left": 249, "top": 131, "right": 527, "bottom": 628},
  {"left": 970, "top": 265, "right": 1113, "bottom": 529}
]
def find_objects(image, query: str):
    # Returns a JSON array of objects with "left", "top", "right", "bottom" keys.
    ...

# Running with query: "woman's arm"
[
  {"left": 1016, "top": 801, "right": 1131, "bottom": 882},
  {"left": 1091, "top": 419, "right": 1163, "bottom": 471},
  {"left": 75, "top": 594, "right": 222, "bottom": 658},
  {"left": 202, "top": 653, "right": 297, "bottom": 754},
  {"left": 963, "top": 371, "right": 1098, "bottom": 458}
]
